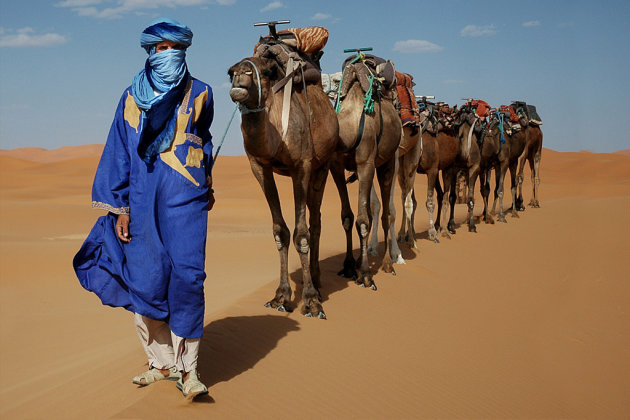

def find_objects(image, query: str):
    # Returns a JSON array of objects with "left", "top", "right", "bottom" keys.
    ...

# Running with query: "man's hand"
[{"left": 116, "top": 214, "right": 131, "bottom": 243}]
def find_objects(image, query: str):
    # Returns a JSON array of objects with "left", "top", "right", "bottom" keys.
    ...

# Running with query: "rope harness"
[{"left": 335, "top": 52, "right": 387, "bottom": 152}]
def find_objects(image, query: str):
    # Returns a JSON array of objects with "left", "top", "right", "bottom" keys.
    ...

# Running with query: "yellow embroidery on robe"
[
  {"left": 191, "top": 87, "right": 208, "bottom": 124},
  {"left": 185, "top": 146, "right": 203, "bottom": 168},
  {"left": 160, "top": 81, "right": 202, "bottom": 186},
  {"left": 124, "top": 91, "right": 140, "bottom": 133}
]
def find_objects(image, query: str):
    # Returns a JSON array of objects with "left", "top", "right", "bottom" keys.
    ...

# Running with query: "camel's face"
[{"left": 228, "top": 61, "right": 256, "bottom": 104}]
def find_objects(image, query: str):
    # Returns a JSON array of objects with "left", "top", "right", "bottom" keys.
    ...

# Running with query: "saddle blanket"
[{"left": 394, "top": 71, "right": 419, "bottom": 126}]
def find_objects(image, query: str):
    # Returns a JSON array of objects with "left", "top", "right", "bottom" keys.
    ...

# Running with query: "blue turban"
[
  {"left": 131, "top": 18, "right": 194, "bottom": 162},
  {"left": 140, "top": 17, "right": 193, "bottom": 54}
]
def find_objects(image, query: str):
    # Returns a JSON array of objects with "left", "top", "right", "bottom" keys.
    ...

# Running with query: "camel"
[
  {"left": 490, "top": 105, "right": 528, "bottom": 219},
  {"left": 476, "top": 107, "right": 511, "bottom": 225},
  {"left": 439, "top": 102, "right": 482, "bottom": 236},
  {"left": 330, "top": 52, "right": 402, "bottom": 290},
  {"left": 396, "top": 100, "right": 445, "bottom": 249},
  {"left": 367, "top": 72, "right": 425, "bottom": 263},
  {"left": 227, "top": 31, "right": 338, "bottom": 318},
  {"left": 511, "top": 103, "right": 543, "bottom": 209}
]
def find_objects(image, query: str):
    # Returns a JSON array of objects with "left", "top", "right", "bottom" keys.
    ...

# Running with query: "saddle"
[
  {"left": 394, "top": 71, "right": 420, "bottom": 127},
  {"left": 511, "top": 101, "right": 543, "bottom": 125},
  {"left": 253, "top": 26, "right": 329, "bottom": 86},
  {"left": 468, "top": 99, "right": 490, "bottom": 118},
  {"left": 338, "top": 53, "right": 396, "bottom": 101}
]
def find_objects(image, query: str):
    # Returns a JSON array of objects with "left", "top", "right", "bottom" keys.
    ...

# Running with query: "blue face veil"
[{"left": 131, "top": 18, "right": 193, "bottom": 162}]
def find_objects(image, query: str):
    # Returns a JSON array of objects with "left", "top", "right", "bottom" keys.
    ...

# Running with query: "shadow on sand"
[{"left": 198, "top": 315, "right": 300, "bottom": 388}]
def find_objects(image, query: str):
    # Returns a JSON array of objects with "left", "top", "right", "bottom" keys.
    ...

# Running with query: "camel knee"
[
  {"left": 342, "top": 214, "right": 354, "bottom": 232},
  {"left": 357, "top": 221, "right": 370, "bottom": 239},
  {"left": 273, "top": 225, "right": 290, "bottom": 250},
  {"left": 294, "top": 232, "right": 310, "bottom": 254}
]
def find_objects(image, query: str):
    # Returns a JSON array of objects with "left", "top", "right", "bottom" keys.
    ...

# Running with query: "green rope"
[
  {"left": 335, "top": 53, "right": 364, "bottom": 114},
  {"left": 363, "top": 73, "right": 375, "bottom": 113}
]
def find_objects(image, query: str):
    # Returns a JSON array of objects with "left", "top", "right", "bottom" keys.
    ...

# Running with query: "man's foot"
[
  {"left": 132, "top": 366, "right": 181, "bottom": 386},
  {"left": 176, "top": 369, "right": 208, "bottom": 399}
]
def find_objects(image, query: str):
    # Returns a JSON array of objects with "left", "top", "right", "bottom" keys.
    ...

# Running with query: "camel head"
[{"left": 228, "top": 57, "right": 279, "bottom": 113}]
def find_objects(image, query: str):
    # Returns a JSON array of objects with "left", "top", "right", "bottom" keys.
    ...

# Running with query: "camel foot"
[
  {"left": 468, "top": 225, "right": 477, "bottom": 233},
  {"left": 356, "top": 274, "right": 377, "bottom": 291},
  {"left": 497, "top": 214, "right": 507, "bottom": 223},
  {"left": 447, "top": 222, "right": 456, "bottom": 234},
  {"left": 301, "top": 298, "right": 325, "bottom": 319},
  {"left": 440, "top": 230, "right": 451, "bottom": 240},
  {"left": 428, "top": 228, "right": 438, "bottom": 242},
  {"left": 510, "top": 211, "right": 520, "bottom": 218},
  {"left": 265, "top": 300, "right": 294, "bottom": 313}
]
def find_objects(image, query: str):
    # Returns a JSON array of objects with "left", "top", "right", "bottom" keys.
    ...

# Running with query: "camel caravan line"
[{"left": 228, "top": 21, "right": 543, "bottom": 319}]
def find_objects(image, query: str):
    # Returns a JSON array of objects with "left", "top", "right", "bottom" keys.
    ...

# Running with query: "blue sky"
[{"left": 1, "top": 0, "right": 629, "bottom": 155}]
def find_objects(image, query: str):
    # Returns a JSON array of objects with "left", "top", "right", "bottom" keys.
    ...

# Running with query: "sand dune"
[{"left": 0, "top": 146, "right": 629, "bottom": 419}]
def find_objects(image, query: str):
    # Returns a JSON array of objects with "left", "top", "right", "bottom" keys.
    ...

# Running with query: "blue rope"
[
  {"left": 210, "top": 104, "right": 239, "bottom": 170},
  {"left": 498, "top": 112, "right": 505, "bottom": 144}
]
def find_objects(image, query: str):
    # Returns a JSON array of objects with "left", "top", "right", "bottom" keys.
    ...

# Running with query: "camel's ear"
[{"left": 261, "top": 62, "right": 279, "bottom": 81}]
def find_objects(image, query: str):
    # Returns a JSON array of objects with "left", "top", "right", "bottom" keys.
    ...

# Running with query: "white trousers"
[{"left": 134, "top": 313, "right": 200, "bottom": 373}]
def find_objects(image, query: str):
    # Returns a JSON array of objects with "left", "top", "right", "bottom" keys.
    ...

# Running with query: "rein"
[{"left": 235, "top": 59, "right": 266, "bottom": 114}]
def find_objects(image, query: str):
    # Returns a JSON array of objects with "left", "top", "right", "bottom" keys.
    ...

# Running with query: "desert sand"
[{"left": 0, "top": 145, "right": 629, "bottom": 419}]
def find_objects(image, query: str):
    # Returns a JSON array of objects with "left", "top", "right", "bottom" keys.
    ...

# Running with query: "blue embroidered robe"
[{"left": 73, "top": 78, "right": 214, "bottom": 338}]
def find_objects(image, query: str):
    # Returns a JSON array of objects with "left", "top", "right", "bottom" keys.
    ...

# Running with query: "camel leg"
[
  {"left": 376, "top": 156, "right": 397, "bottom": 275},
  {"left": 479, "top": 167, "right": 493, "bottom": 224},
  {"left": 355, "top": 161, "right": 376, "bottom": 290},
  {"left": 508, "top": 161, "right": 520, "bottom": 218},
  {"left": 495, "top": 161, "right": 508, "bottom": 223},
  {"left": 289, "top": 161, "right": 323, "bottom": 318},
  {"left": 467, "top": 163, "right": 480, "bottom": 232},
  {"left": 305, "top": 164, "right": 329, "bottom": 319},
  {"left": 385, "top": 150, "right": 404, "bottom": 264},
  {"left": 516, "top": 144, "right": 530, "bottom": 212},
  {"left": 434, "top": 174, "right": 444, "bottom": 238},
  {"left": 439, "top": 167, "right": 457, "bottom": 237},
  {"left": 330, "top": 156, "right": 357, "bottom": 280},
  {"left": 530, "top": 150, "right": 542, "bottom": 208},
  {"left": 426, "top": 167, "right": 439, "bottom": 242},
  {"left": 249, "top": 158, "right": 292, "bottom": 312},
  {"left": 368, "top": 184, "right": 381, "bottom": 257},
  {"left": 397, "top": 143, "right": 421, "bottom": 249}
]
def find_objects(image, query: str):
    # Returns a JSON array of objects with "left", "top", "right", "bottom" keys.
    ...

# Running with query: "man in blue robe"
[{"left": 73, "top": 18, "right": 214, "bottom": 399}]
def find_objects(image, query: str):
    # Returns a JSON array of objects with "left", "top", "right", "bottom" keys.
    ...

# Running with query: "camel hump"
[{"left": 253, "top": 27, "right": 330, "bottom": 87}]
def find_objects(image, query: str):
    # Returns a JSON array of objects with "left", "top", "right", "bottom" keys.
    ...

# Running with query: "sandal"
[
  {"left": 132, "top": 366, "right": 181, "bottom": 386},
  {"left": 176, "top": 369, "right": 208, "bottom": 399}
]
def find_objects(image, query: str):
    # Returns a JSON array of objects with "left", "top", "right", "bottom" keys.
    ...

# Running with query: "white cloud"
[
  {"left": 312, "top": 13, "right": 331, "bottom": 21},
  {"left": 0, "top": 28, "right": 67, "bottom": 48},
  {"left": 260, "top": 1, "right": 283, "bottom": 12},
  {"left": 522, "top": 20, "right": 541, "bottom": 27},
  {"left": 393, "top": 39, "right": 443, "bottom": 54},
  {"left": 460, "top": 24, "right": 496, "bottom": 37},
  {"left": 57, "top": 0, "right": 231, "bottom": 19},
  {"left": 56, "top": 0, "right": 102, "bottom": 6}
]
